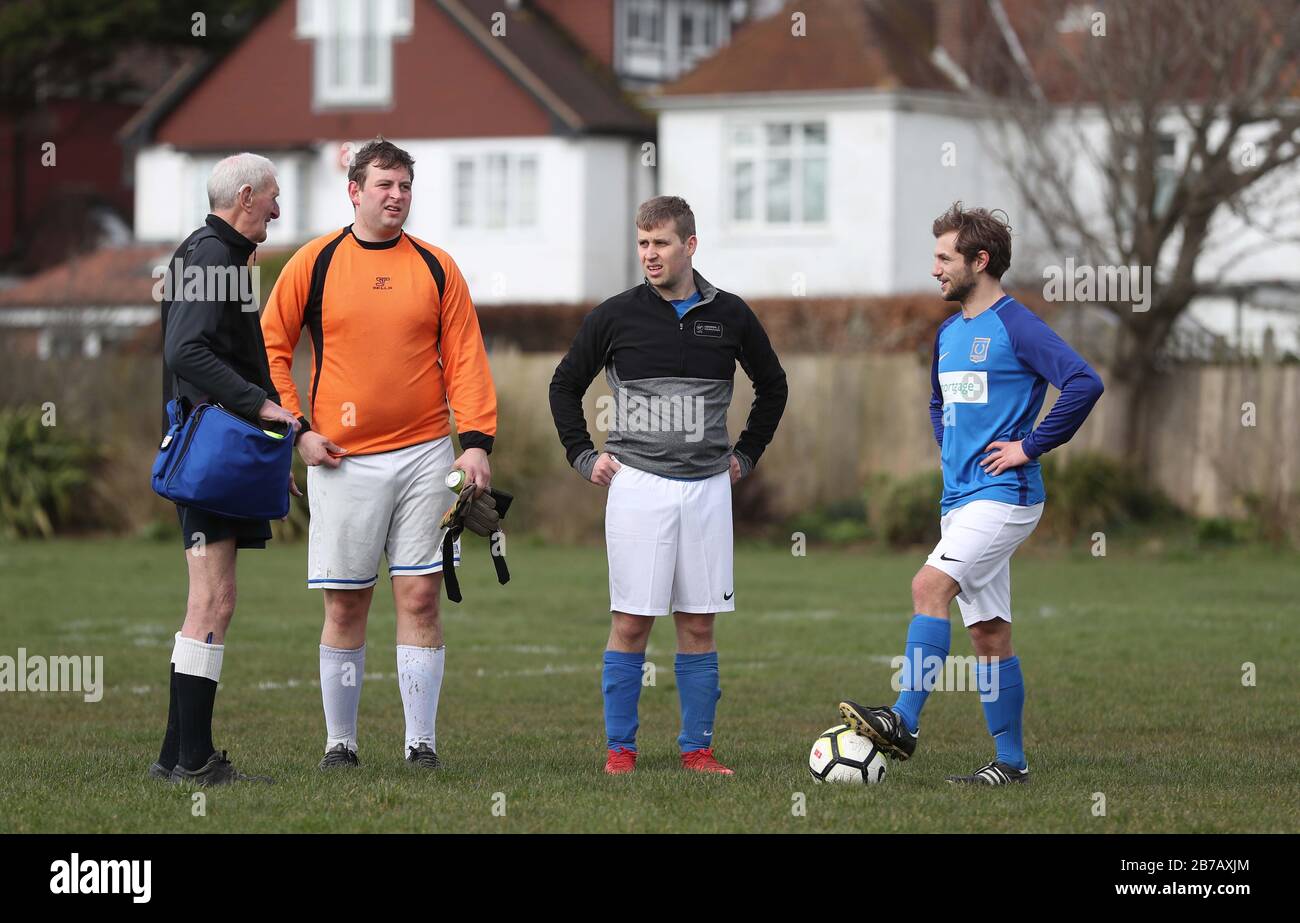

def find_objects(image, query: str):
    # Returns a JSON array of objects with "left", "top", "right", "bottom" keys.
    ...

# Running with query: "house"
[
  {"left": 0, "top": 48, "right": 199, "bottom": 275},
  {"left": 3, "top": 0, "right": 783, "bottom": 357},
  {"left": 121, "top": 0, "right": 772, "bottom": 305},
  {"left": 648, "top": 0, "right": 1015, "bottom": 299},
  {"left": 647, "top": 0, "right": 1300, "bottom": 354},
  {"left": 8, "top": 0, "right": 1294, "bottom": 359}
]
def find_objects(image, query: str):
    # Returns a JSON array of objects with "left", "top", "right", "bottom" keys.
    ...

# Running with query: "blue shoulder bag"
[{"left": 152, "top": 396, "right": 294, "bottom": 520}]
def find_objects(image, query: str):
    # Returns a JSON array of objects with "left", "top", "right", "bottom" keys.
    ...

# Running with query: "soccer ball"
[{"left": 808, "top": 724, "right": 887, "bottom": 784}]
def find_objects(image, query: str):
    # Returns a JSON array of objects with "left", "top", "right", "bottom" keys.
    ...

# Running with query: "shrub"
[
  {"left": 1037, "top": 453, "right": 1182, "bottom": 542},
  {"left": 1195, "top": 517, "right": 1240, "bottom": 547},
  {"left": 0, "top": 407, "right": 99, "bottom": 538},
  {"left": 786, "top": 496, "right": 872, "bottom": 544},
  {"left": 1239, "top": 489, "right": 1299, "bottom": 549},
  {"left": 876, "top": 471, "right": 944, "bottom": 548}
]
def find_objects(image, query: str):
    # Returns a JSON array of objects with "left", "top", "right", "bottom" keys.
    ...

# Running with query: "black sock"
[
  {"left": 156, "top": 663, "right": 180, "bottom": 769},
  {"left": 175, "top": 670, "right": 219, "bottom": 771}
]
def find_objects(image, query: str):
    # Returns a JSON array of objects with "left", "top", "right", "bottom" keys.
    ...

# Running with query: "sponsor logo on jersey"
[
  {"left": 694, "top": 321, "right": 723, "bottom": 338},
  {"left": 938, "top": 370, "right": 989, "bottom": 404},
  {"left": 969, "top": 337, "right": 991, "bottom": 363},
  {"left": 373, "top": 276, "right": 392, "bottom": 290}
]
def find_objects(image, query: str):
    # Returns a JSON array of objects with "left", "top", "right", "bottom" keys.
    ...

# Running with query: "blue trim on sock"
[
  {"left": 675, "top": 652, "right": 721, "bottom": 753},
  {"left": 603, "top": 650, "right": 644, "bottom": 752},
  {"left": 891, "top": 614, "right": 951, "bottom": 734},
  {"left": 978, "top": 655, "right": 1026, "bottom": 770}
]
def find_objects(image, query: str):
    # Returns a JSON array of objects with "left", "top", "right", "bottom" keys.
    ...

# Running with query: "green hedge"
[
  {"left": 0, "top": 407, "right": 99, "bottom": 538},
  {"left": 783, "top": 454, "right": 1190, "bottom": 550}
]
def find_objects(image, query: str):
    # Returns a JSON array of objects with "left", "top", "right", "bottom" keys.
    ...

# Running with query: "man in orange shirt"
[{"left": 262, "top": 139, "right": 496, "bottom": 771}]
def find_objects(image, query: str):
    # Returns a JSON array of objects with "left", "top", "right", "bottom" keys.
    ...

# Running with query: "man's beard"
[{"left": 942, "top": 274, "right": 975, "bottom": 303}]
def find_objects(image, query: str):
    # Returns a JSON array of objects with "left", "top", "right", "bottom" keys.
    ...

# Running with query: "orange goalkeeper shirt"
[{"left": 261, "top": 226, "right": 497, "bottom": 457}]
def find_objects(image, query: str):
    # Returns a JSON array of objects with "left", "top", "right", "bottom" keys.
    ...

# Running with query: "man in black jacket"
[
  {"left": 151, "top": 153, "right": 299, "bottom": 786},
  {"left": 550, "top": 196, "right": 787, "bottom": 775}
]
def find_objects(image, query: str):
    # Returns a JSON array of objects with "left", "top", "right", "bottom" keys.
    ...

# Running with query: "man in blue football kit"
[{"left": 839, "top": 203, "right": 1104, "bottom": 785}]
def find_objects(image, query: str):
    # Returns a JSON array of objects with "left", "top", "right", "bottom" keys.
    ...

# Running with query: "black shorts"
[{"left": 176, "top": 504, "right": 272, "bottom": 550}]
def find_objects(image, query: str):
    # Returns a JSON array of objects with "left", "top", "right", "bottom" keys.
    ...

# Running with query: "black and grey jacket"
[
  {"left": 549, "top": 271, "right": 788, "bottom": 481},
  {"left": 160, "top": 214, "right": 279, "bottom": 433}
]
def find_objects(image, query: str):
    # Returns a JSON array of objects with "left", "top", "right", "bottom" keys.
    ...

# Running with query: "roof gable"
[
  {"left": 657, "top": 0, "right": 956, "bottom": 97},
  {"left": 146, "top": 0, "right": 648, "bottom": 149}
]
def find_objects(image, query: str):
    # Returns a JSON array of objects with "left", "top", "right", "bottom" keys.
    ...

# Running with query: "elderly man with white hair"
[{"left": 151, "top": 152, "right": 300, "bottom": 786}]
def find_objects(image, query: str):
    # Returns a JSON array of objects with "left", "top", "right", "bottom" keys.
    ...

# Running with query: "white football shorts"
[
  {"left": 604, "top": 463, "right": 734, "bottom": 616},
  {"left": 924, "top": 499, "right": 1044, "bottom": 627},
  {"left": 306, "top": 436, "right": 460, "bottom": 590}
]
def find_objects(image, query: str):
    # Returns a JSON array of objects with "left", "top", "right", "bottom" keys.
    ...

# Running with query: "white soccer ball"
[{"left": 808, "top": 723, "right": 887, "bottom": 784}]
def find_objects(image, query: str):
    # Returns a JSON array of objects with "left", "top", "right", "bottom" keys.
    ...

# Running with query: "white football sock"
[
  {"left": 397, "top": 644, "right": 445, "bottom": 757},
  {"left": 173, "top": 632, "right": 223, "bottom": 682},
  {"left": 320, "top": 644, "right": 365, "bottom": 753}
]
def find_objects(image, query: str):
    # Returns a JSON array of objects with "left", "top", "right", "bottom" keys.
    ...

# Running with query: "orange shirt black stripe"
[{"left": 262, "top": 226, "right": 497, "bottom": 457}]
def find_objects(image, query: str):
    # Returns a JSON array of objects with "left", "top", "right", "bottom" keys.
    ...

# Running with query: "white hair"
[{"left": 207, "top": 153, "right": 277, "bottom": 209}]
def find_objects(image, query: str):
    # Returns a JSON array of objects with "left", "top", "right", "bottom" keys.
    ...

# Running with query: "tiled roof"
[
  {"left": 0, "top": 246, "right": 170, "bottom": 309},
  {"left": 0, "top": 244, "right": 292, "bottom": 309},
  {"left": 657, "top": 0, "right": 1300, "bottom": 107},
  {"left": 657, "top": 0, "right": 959, "bottom": 97},
  {"left": 446, "top": 0, "right": 652, "bottom": 134},
  {"left": 124, "top": 0, "right": 652, "bottom": 146}
]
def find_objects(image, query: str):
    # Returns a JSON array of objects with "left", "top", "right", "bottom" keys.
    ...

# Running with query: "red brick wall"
[
  {"left": 534, "top": 0, "right": 614, "bottom": 67},
  {"left": 157, "top": 0, "right": 552, "bottom": 148},
  {"left": 0, "top": 100, "right": 136, "bottom": 270}
]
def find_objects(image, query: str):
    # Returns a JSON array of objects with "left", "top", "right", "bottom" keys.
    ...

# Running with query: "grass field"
[{"left": 1, "top": 537, "right": 1296, "bottom": 833}]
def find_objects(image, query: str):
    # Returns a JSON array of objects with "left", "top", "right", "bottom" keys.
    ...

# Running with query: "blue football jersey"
[{"left": 929, "top": 295, "right": 1104, "bottom": 513}]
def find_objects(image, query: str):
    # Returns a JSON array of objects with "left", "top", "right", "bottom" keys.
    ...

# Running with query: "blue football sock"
[
  {"left": 891, "top": 614, "right": 951, "bottom": 734},
  {"left": 675, "top": 652, "right": 720, "bottom": 753},
  {"left": 602, "top": 650, "right": 644, "bottom": 752},
  {"left": 979, "top": 655, "right": 1026, "bottom": 770}
]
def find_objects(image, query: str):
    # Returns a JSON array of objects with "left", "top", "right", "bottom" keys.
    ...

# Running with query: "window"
[
  {"left": 1118, "top": 131, "right": 1179, "bottom": 220},
  {"left": 727, "top": 120, "right": 828, "bottom": 226},
  {"left": 37, "top": 328, "right": 103, "bottom": 360},
  {"left": 452, "top": 154, "right": 539, "bottom": 230},
  {"left": 189, "top": 156, "right": 220, "bottom": 229},
  {"left": 517, "top": 158, "right": 538, "bottom": 226},
  {"left": 299, "top": 0, "right": 412, "bottom": 108},
  {"left": 679, "top": 1, "right": 720, "bottom": 67},
  {"left": 1154, "top": 132, "right": 1178, "bottom": 217},
  {"left": 627, "top": 0, "right": 664, "bottom": 43},
  {"left": 454, "top": 160, "right": 475, "bottom": 227},
  {"left": 617, "top": 0, "right": 731, "bottom": 84}
]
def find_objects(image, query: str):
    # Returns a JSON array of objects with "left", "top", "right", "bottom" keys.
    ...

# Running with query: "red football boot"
[
  {"left": 681, "top": 747, "right": 734, "bottom": 775},
  {"left": 604, "top": 747, "right": 637, "bottom": 774}
]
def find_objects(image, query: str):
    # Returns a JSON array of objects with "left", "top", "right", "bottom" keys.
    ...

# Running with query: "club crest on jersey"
[
  {"left": 373, "top": 276, "right": 392, "bottom": 290},
  {"left": 969, "top": 337, "right": 991, "bottom": 363}
]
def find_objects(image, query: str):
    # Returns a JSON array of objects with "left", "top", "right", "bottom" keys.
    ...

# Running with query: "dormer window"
[
  {"left": 616, "top": 0, "right": 731, "bottom": 86},
  {"left": 297, "top": 0, "right": 413, "bottom": 108}
]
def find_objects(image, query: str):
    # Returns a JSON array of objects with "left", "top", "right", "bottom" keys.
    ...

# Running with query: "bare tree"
[{"left": 957, "top": 0, "right": 1300, "bottom": 466}]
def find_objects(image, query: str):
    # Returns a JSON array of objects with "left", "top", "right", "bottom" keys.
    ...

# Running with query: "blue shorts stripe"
[{"left": 389, "top": 557, "right": 461, "bottom": 572}]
